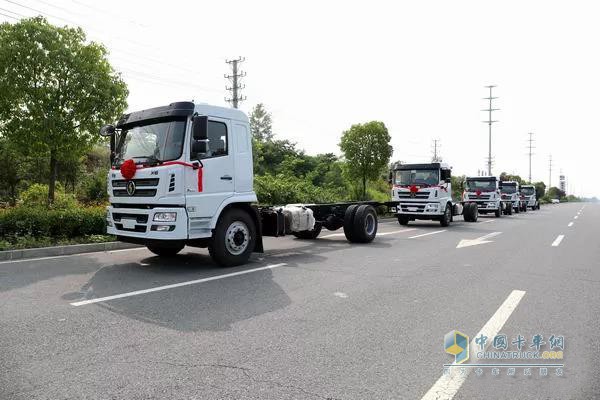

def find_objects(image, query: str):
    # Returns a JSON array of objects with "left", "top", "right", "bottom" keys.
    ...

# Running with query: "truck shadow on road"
[{"left": 65, "top": 238, "right": 392, "bottom": 333}]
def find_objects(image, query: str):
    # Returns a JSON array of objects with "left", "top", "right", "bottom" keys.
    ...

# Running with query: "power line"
[
  {"left": 548, "top": 155, "right": 553, "bottom": 188},
  {"left": 482, "top": 85, "right": 499, "bottom": 176},
  {"left": 225, "top": 57, "right": 246, "bottom": 108},
  {"left": 527, "top": 132, "right": 535, "bottom": 183},
  {"left": 0, "top": 10, "right": 17, "bottom": 19},
  {"left": 431, "top": 139, "right": 442, "bottom": 162},
  {"left": 0, "top": 5, "right": 25, "bottom": 18}
]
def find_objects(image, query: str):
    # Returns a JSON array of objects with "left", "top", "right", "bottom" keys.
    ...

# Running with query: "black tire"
[
  {"left": 463, "top": 203, "right": 471, "bottom": 222},
  {"left": 514, "top": 203, "right": 520, "bottom": 214},
  {"left": 350, "top": 205, "right": 378, "bottom": 243},
  {"left": 507, "top": 203, "right": 513, "bottom": 215},
  {"left": 441, "top": 204, "right": 452, "bottom": 226},
  {"left": 398, "top": 215, "right": 410, "bottom": 225},
  {"left": 470, "top": 203, "right": 479, "bottom": 222},
  {"left": 292, "top": 223, "right": 322, "bottom": 239},
  {"left": 522, "top": 203, "right": 527, "bottom": 212},
  {"left": 343, "top": 204, "right": 360, "bottom": 242},
  {"left": 147, "top": 244, "right": 184, "bottom": 257},
  {"left": 495, "top": 206, "right": 502, "bottom": 218},
  {"left": 208, "top": 208, "right": 256, "bottom": 267}
]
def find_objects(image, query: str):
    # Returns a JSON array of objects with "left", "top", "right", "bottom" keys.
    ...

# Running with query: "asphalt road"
[{"left": 1, "top": 202, "right": 598, "bottom": 400}]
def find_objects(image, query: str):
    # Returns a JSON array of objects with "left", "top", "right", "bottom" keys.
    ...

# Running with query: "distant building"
[{"left": 559, "top": 175, "right": 566, "bottom": 193}]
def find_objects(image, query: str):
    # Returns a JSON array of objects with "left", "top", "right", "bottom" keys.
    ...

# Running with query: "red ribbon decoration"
[
  {"left": 117, "top": 160, "right": 203, "bottom": 192},
  {"left": 120, "top": 159, "right": 136, "bottom": 180},
  {"left": 476, "top": 189, "right": 482, "bottom": 197},
  {"left": 409, "top": 185, "right": 419, "bottom": 193}
]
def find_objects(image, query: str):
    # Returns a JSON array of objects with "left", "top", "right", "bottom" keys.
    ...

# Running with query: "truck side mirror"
[
  {"left": 445, "top": 178, "right": 451, "bottom": 184},
  {"left": 192, "top": 116, "right": 208, "bottom": 140},
  {"left": 99, "top": 124, "right": 115, "bottom": 137}
]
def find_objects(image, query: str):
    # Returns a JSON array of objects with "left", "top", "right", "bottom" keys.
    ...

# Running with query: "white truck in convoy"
[
  {"left": 389, "top": 162, "right": 479, "bottom": 225},
  {"left": 462, "top": 176, "right": 507, "bottom": 217},
  {"left": 519, "top": 184, "right": 540, "bottom": 210},
  {"left": 500, "top": 181, "right": 526, "bottom": 213},
  {"left": 100, "top": 101, "right": 399, "bottom": 267}
]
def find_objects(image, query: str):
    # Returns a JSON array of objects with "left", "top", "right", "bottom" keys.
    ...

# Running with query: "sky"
[{"left": 1, "top": 0, "right": 598, "bottom": 197}]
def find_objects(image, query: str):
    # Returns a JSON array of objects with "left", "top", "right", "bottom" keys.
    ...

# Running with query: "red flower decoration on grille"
[
  {"left": 120, "top": 159, "right": 136, "bottom": 180},
  {"left": 476, "top": 189, "right": 482, "bottom": 197},
  {"left": 409, "top": 185, "right": 419, "bottom": 193}
]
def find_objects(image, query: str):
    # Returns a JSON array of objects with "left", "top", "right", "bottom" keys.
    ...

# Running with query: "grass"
[{"left": 0, "top": 234, "right": 116, "bottom": 251}]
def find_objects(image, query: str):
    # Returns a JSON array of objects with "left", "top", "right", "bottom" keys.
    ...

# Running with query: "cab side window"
[{"left": 196, "top": 121, "right": 228, "bottom": 159}]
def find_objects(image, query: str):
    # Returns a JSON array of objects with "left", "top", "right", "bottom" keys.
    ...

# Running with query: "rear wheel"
[
  {"left": 209, "top": 208, "right": 256, "bottom": 267},
  {"left": 397, "top": 215, "right": 410, "bottom": 225},
  {"left": 343, "top": 205, "right": 360, "bottom": 242},
  {"left": 292, "top": 223, "right": 322, "bottom": 239},
  {"left": 441, "top": 204, "right": 452, "bottom": 226},
  {"left": 351, "top": 205, "right": 378, "bottom": 243},
  {"left": 470, "top": 203, "right": 479, "bottom": 222},
  {"left": 147, "top": 244, "right": 184, "bottom": 257}
]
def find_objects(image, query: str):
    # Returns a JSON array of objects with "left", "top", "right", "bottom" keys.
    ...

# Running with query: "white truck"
[
  {"left": 500, "top": 181, "right": 526, "bottom": 213},
  {"left": 99, "top": 101, "right": 395, "bottom": 267},
  {"left": 462, "top": 176, "right": 507, "bottom": 217},
  {"left": 519, "top": 184, "right": 540, "bottom": 210},
  {"left": 389, "top": 162, "right": 478, "bottom": 226}
]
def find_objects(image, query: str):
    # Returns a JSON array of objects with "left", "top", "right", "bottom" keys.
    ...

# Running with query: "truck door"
[
  {"left": 186, "top": 118, "right": 234, "bottom": 222},
  {"left": 233, "top": 122, "right": 253, "bottom": 193}
]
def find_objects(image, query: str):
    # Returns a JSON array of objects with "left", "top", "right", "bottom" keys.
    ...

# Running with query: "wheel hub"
[{"left": 225, "top": 221, "right": 250, "bottom": 255}]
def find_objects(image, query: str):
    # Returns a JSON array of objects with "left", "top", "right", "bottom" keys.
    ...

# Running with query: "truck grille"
[
  {"left": 113, "top": 188, "right": 157, "bottom": 197},
  {"left": 112, "top": 178, "right": 159, "bottom": 188},
  {"left": 397, "top": 191, "right": 429, "bottom": 199},
  {"left": 399, "top": 204, "right": 426, "bottom": 213},
  {"left": 114, "top": 223, "right": 147, "bottom": 233},
  {"left": 112, "top": 213, "right": 149, "bottom": 223}
]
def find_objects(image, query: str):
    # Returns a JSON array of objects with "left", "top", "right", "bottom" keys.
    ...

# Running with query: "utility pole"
[
  {"left": 548, "top": 155, "right": 553, "bottom": 188},
  {"left": 527, "top": 132, "right": 535, "bottom": 183},
  {"left": 482, "top": 85, "right": 499, "bottom": 176},
  {"left": 432, "top": 139, "right": 441, "bottom": 162},
  {"left": 225, "top": 57, "right": 246, "bottom": 108}
]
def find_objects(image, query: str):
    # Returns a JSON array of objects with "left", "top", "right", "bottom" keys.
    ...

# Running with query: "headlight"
[
  {"left": 463, "top": 193, "right": 469, "bottom": 200},
  {"left": 487, "top": 202, "right": 496, "bottom": 208},
  {"left": 153, "top": 212, "right": 177, "bottom": 222},
  {"left": 425, "top": 203, "right": 439, "bottom": 211}
]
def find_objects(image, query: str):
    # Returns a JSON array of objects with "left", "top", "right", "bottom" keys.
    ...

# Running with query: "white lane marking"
[
  {"left": 456, "top": 232, "right": 502, "bottom": 249},
  {"left": 551, "top": 235, "right": 565, "bottom": 247},
  {"left": 333, "top": 292, "right": 348, "bottom": 298},
  {"left": 378, "top": 228, "right": 417, "bottom": 236},
  {"left": 574, "top": 215, "right": 579, "bottom": 219},
  {"left": 482, "top": 219, "right": 495, "bottom": 224},
  {"left": 0, "top": 247, "right": 147, "bottom": 265},
  {"left": 568, "top": 222, "right": 574, "bottom": 227},
  {"left": 321, "top": 228, "right": 416, "bottom": 238},
  {"left": 70, "top": 263, "right": 287, "bottom": 306},
  {"left": 408, "top": 230, "right": 447, "bottom": 239},
  {"left": 420, "top": 290, "right": 526, "bottom": 400}
]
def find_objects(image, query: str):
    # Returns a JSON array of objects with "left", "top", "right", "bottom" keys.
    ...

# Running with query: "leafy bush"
[
  {"left": 18, "top": 183, "right": 77, "bottom": 209},
  {"left": 0, "top": 205, "right": 106, "bottom": 239},
  {"left": 254, "top": 174, "right": 346, "bottom": 205},
  {"left": 78, "top": 171, "right": 108, "bottom": 204}
]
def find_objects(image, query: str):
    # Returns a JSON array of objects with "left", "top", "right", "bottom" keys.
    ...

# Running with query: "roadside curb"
[{"left": 0, "top": 242, "right": 142, "bottom": 262}]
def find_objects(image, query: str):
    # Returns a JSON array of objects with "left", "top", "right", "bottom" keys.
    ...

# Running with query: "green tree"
[
  {"left": 533, "top": 181, "right": 546, "bottom": 199},
  {"left": 0, "top": 17, "right": 128, "bottom": 204},
  {"left": 499, "top": 172, "right": 524, "bottom": 184},
  {"left": 249, "top": 103, "right": 273, "bottom": 142},
  {"left": 0, "top": 138, "right": 22, "bottom": 205},
  {"left": 339, "top": 121, "right": 393, "bottom": 199}
]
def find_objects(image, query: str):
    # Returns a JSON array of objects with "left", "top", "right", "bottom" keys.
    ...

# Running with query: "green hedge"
[{"left": 0, "top": 206, "right": 106, "bottom": 238}]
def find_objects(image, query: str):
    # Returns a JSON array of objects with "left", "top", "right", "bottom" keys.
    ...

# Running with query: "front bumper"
[
  {"left": 393, "top": 202, "right": 444, "bottom": 216},
  {"left": 465, "top": 201, "right": 500, "bottom": 211},
  {"left": 106, "top": 205, "right": 188, "bottom": 240}
]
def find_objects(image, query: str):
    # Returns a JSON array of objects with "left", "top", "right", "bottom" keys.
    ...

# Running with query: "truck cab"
[
  {"left": 390, "top": 162, "right": 462, "bottom": 226},
  {"left": 101, "top": 101, "right": 258, "bottom": 262},
  {"left": 500, "top": 181, "right": 526, "bottom": 213},
  {"left": 463, "top": 176, "right": 504, "bottom": 217},
  {"left": 520, "top": 184, "right": 540, "bottom": 210}
]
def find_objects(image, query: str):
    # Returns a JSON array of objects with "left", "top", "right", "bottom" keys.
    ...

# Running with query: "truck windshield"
[
  {"left": 521, "top": 187, "right": 535, "bottom": 195},
  {"left": 466, "top": 179, "right": 496, "bottom": 192},
  {"left": 500, "top": 184, "right": 517, "bottom": 194},
  {"left": 114, "top": 119, "right": 187, "bottom": 166},
  {"left": 394, "top": 169, "right": 439, "bottom": 186}
]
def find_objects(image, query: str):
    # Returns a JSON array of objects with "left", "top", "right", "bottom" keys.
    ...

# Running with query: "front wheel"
[
  {"left": 209, "top": 208, "right": 256, "bottom": 267},
  {"left": 440, "top": 204, "right": 452, "bottom": 226},
  {"left": 398, "top": 215, "right": 410, "bottom": 226},
  {"left": 147, "top": 244, "right": 184, "bottom": 257}
]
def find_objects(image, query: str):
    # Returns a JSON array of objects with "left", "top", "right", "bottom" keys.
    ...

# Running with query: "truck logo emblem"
[{"left": 126, "top": 181, "right": 136, "bottom": 196}]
